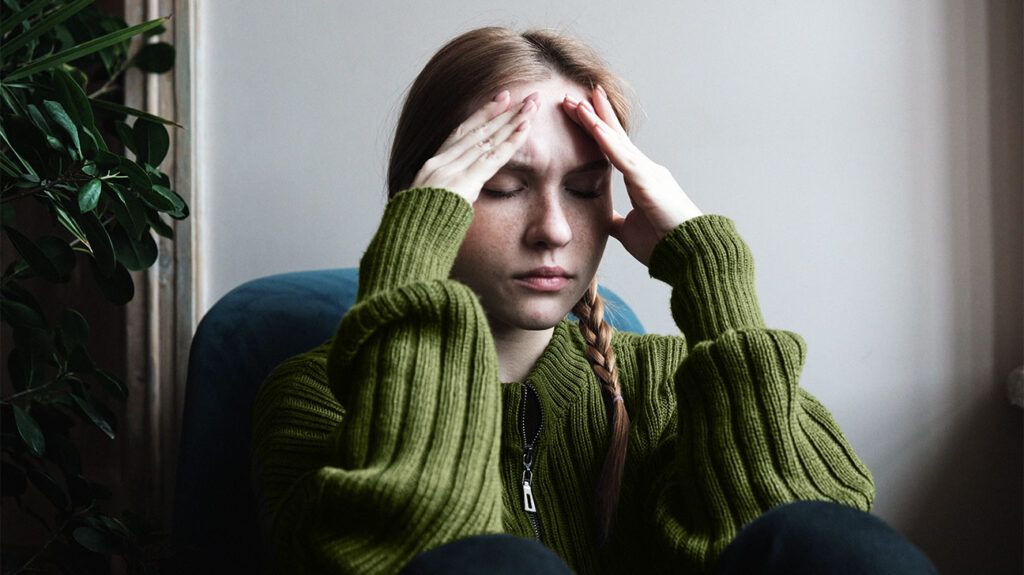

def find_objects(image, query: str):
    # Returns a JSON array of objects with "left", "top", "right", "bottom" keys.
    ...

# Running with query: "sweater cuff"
[
  {"left": 647, "top": 214, "right": 766, "bottom": 342},
  {"left": 357, "top": 187, "right": 473, "bottom": 300}
]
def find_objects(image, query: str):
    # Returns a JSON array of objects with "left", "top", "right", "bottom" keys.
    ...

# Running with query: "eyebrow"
[{"left": 500, "top": 158, "right": 611, "bottom": 176}]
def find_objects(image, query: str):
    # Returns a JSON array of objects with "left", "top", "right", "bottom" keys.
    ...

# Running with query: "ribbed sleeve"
[
  {"left": 643, "top": 215, "right": 876, "bottom": 574},
  {"left": 648, "top": 215, "right": 766, "bottom": 344},
  {"left": 255, "top": 187, "right": 506, "bottom": 574},
  {"left": 356, "top": 186, "right": 472, "bottom": 300}
]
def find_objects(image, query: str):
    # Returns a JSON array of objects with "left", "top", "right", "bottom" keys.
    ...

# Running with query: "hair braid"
[{"left": 571, "top": 278, "right": 630, "bottom": 545}]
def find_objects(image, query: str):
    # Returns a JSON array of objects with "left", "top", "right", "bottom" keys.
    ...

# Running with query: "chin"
[{"left": 490, "top": 300, "right": 569, "bottom": 331}]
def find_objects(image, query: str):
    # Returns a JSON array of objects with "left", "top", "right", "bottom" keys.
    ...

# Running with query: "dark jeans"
[{"left": 398, "top": 501, "right": 937, "bottom": 574}]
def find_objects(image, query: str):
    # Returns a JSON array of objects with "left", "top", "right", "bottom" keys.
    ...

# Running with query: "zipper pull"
[{"left": 522, "top": 479, "right": 536, "bottom": 512}]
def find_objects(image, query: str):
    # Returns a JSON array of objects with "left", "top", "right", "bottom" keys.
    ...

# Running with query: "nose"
[{"left": 524, "top": 189, "right": 573, "bottom": 249}]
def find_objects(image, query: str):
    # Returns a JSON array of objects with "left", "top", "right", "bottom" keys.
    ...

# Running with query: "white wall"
[{"left": 196, "top": 1, "right": 1023, "bottom": 572}]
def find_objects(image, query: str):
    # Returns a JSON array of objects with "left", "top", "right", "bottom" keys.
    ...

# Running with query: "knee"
[
  {"left": 399, "top": 534, "right": 573, "bottom": 575},
  {"left": 715, "top": 500, "right": 938, "bottom": 575}
]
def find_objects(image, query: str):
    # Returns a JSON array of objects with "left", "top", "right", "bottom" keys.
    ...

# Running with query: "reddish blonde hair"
[{"left": 386, "top": 25, "right": 637, "bottom": 545}]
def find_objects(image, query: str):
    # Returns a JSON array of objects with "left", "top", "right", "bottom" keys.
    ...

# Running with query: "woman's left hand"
[{"left": 562, "top": 85, "right": 704, "bottom": 267}]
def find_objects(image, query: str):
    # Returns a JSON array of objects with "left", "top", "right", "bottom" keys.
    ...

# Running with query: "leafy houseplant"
[{"left": 1, "top": 1, "right": 186, "bottom": 572}]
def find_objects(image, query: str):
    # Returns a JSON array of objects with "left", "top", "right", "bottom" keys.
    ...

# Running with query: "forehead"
[{"left": 497, "top": 77, "right": 603, "bottom": 172}]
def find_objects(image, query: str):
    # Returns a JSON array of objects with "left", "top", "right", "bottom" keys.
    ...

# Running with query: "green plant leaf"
[
  {"left": 70, "top": 393, "right": 114, "bottom": 439},
  {"left": 7, "top": 347, "right": 41, "bottom": 392},
  {"left": 103, "top": 184, "right": 144, "bottom": 240},
  {"left": 116, "top": 157, "right": 150, "bottom": 190},
  {"left": 5, "top": 16, "right": 168, "bottom": 82},
  {"left": 58, "top": 308, "right": 90, "bottom": 353},
  {"left": 12, "top": 324, "right": 54, "bottom": 358},
  {"left": 53, "top": 202, "right": 87, "bottom": 244},
  {"left": 132, "top": 41, "right": 175, "bottom": 74},
  {"left": 132, "top": 118, "right": 168, "bottom": 166},
  {"left": 25, "top": 103, "right": 54, "bottom": 136},
  {"left": 68, "top": 346, "right": 94, "bottom": 374},
  {"left": 94, "top": 368, "right": 127, "bottom": 401},
  {"left": 109, "top": 224, "right": 157, "bottom": 271},
  {"left": 73, "top": 525, "right": 115, "bottom": 554},
  {"left": 0, "top": 118, "right": 39, "bottom": 177},
  {"left": 52, "top": 66, "right": 96, "bottom": 132},
  {"left": 93, "top": 149, "right": 120, "bottom": 170},
  {"left": 97, "top": 516, "right": 131, "bottom": 539},
  {"left": 138, "top": 184, "right": 175, "bottom": 212},
  {"left": 88, "top": 258, "right": 133, "bottom": 304},
  {"left": 81, "top": 124, "right": 108, "bottom": 156},
  {"left": 27, "top": 467, "right": 68, "bottom": 510},
  {"left": 35, "top": 235, "right": 76, "bottom": 281},
  {"left": 114, "top": 120, "right": 136, "bottom": 154},
  {"left": 1, "top": 202, "right": 14, "bottom": 227},
  {"left": 143, "top": 22, "right": 167, "bottom": 37},
  {"left": 0, "top": 0, "right": 93, "bottom": 61},
  {"left": 0, "top": 0, "right": 52, "bottom": 37},
  {"left": 0, "top": 298, "right": 47, "bottom": 329},
  {"left": 43, "top": 99, "right": 82, "bottom": 161},
  {"left": 146, "top": 208, "right": 174, "bottom": 239},
  {"left": 25, "top": 101, "right": 66, "bottom": 153},
  {"left": 1, "top": 281, "right": 47, "bottom": 318},
  {"left": 78, "top": 178, "right": 101, "bottom": 212},
  {"left": 65, "top": 472, "right": 93, "bottom": 509},
  {"left": 12, "top": 405, "right": 46, "bottom": 457},
  {"left": 2, "top": 225, "right": 61, "bottom": 281},
  {"left": 73, "top": 211, "right": 115, "bottom": 276},
  {"left": 2, "top": 259, "right": 34, "bottom": 283},
  {"left": 89, "top": 97, "right": 183, "bottom": 129}
]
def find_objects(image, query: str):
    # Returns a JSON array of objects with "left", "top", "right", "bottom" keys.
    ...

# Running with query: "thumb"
[{"left": 609, "top": 209, "right": 626, "bottom": 241}]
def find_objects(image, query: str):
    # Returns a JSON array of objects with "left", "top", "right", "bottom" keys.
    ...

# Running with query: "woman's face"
[{"left": 449, "top": 76, "right": 614, "bottom": 331}]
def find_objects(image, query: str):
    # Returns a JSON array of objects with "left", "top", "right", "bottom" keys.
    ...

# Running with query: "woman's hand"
[
  {"left": 410, "top": 90, "right": 540, "bottom": 204},
  {"left": 561, "top": 85, "right": 704, "bottom": 267}
]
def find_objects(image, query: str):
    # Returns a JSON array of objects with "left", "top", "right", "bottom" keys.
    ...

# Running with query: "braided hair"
[{"left": 571, "top": 278, "right": 629, "bottom": 545}]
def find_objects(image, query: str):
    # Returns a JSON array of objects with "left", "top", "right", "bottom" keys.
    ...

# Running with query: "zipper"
[{"left": 520, "top": 381, "right": 545, "bottom": 541}]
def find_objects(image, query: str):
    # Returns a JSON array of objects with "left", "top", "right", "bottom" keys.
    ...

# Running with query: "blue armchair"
[{"left": 169, "top": 268, "right": 645, "bottom": 573}]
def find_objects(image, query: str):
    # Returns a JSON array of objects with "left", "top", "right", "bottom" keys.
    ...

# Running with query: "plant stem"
[
  {"left": 1, "top": 365, "right": 68, "bottom": 404},
  {"left": 87, "top": 56, "right": 133, "bottom": 100},
  {"left": 12, "top": 502, "right": 97, "bottom": 575},
  {"left": 0, "top": 187, "right": 45, "bottom": 204}
]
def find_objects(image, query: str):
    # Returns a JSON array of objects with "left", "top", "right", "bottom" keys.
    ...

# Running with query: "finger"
[
  {"left": 574, "top": 102, "right": 649, "bottom": 179},
  {"left": 561, "top": 96, "right": 585, "bottom": 129},
  {"left": 462, "top": 115, "right": 534, "bottom": 185},
  {"left": 434, "top": 95, "right": 536, "bottom": 169},
  {"left": 436, "top": 90, "right": 512, "bottom": 154},
  {"left": 592, "top": 84, "right": 627, "bottom": 136},
  {"left": 448, "top": 101, "right": 536, "bottom": 176},
  {"left": 609, "top": 209, "right": 626, "bottom": 240}
]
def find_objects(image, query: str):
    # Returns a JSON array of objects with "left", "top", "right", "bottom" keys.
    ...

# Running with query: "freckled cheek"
[
  {"left": 457, "top": 217, "right": 517, "bottom": 268},
  {"left": 570, "top": 203, "right": 614, "bottom": 240}
]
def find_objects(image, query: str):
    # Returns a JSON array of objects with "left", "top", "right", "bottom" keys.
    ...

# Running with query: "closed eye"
[{"left": 483, "top": 188, "right": 603, "bottom": 199}]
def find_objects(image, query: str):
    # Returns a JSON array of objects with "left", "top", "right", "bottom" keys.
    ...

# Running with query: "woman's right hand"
[{"left": 409, "top": 89, "right": 540, "bottom": 203}]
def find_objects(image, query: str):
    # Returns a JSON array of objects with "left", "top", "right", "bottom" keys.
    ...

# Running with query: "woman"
[{"left": 251, "top": 26, "right": 936, "bottom": 574}]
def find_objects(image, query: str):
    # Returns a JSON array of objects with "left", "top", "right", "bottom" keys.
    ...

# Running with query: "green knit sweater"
[{"left": 250, "top": 186, "right": 875, "bottom": 574}]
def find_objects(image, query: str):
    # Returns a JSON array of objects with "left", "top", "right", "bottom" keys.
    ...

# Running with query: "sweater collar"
[{"left": 502, "top": 316, "right": 598, "bottom": 418}]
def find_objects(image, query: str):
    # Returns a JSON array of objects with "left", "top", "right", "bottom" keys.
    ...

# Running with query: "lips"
[
  {"left": 514, "top": 266, "right": 572, "bottom": 279},
  {"left": 513, "top": 266, "right": 573, "bottom": 292}
]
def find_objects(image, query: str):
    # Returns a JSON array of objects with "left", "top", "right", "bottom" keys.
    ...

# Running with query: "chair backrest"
[{"left": 169, "top": 267, "right": 645, "bottom": 573}]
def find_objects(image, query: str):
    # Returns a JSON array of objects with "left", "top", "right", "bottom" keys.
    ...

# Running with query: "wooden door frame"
[{"left": 123, "top": 0, "right": 198, "bottom": 528}]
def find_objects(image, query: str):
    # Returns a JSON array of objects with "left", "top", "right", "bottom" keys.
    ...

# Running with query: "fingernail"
[
  {"left": 596, "top": 84, "right": 607, "bottom": 98},
  {"left": 581, "top": 100, "right": 595, "bottom": 113},
  {"left": 493, "top": 90, "right": 509, "bottom": 102},
  {"left": 525, "top": 91, "right": 540, "bottom": 103},
  {"left": 564, "top": 94, "right": 579, "bottom": 106}
]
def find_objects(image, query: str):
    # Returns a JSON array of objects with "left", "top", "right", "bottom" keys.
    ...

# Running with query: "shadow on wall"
[{"left": 900, "top": 1, "right": 1023, "bottom": 573}]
